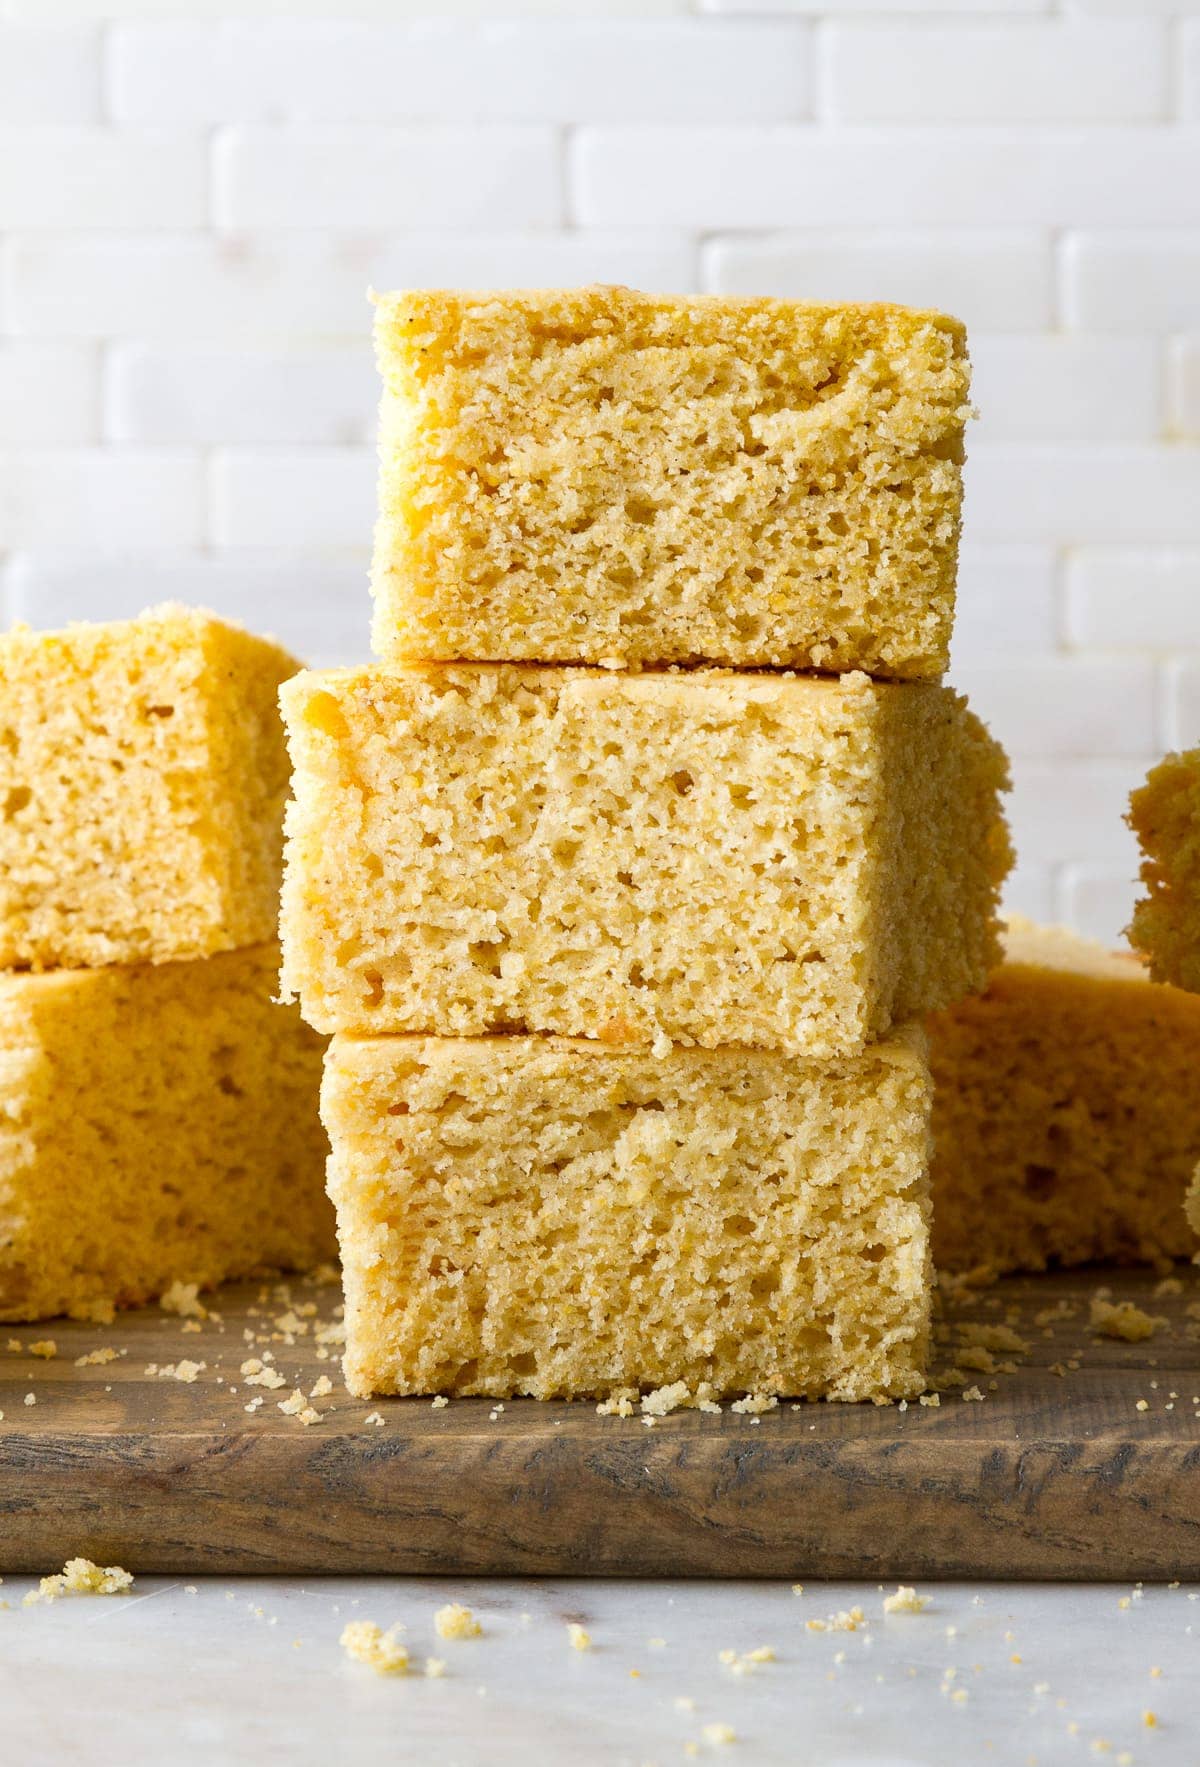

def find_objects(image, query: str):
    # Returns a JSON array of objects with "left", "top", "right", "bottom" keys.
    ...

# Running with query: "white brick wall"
[{"left": 2, "top": 4, "right": 1198, "bottom": 947}]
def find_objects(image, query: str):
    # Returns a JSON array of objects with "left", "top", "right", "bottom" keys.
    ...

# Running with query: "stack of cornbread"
[
  {"left": 280, "top": 287, "right": 1013, "bottom": 1404},
  {"left": 0, "top": 607, "right": 334, "bottom": 1323}
]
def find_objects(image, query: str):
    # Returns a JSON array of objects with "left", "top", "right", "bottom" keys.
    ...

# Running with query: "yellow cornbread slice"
[
  {"left": 1129, "top": 746, "right": 1200, "bottom": 994},
  {"left": 929, "top": 918, "right": 1200, "bottom": 1274},
  {"left": 0, "top": 944, "right": 332, "bottom": 1322},
  {"left": 0, "top": 606, "right": 298, "bottom": 970},
  {"left": 371, "top": 286, "right": 969, "bottom": 676},
  {"left": 322, "top": 1029, "right": 933, "bottom": 1403},
  {"left": 280, "top": 665, "right": 1011, "bottom": 1056}
]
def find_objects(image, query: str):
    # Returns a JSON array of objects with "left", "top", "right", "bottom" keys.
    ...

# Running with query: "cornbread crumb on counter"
[
  {"left": 1089, "top": 1294, "right": 1166, "bottom": 1344},
  {"left": 928, "top": 918, "right": 1200, "bottom": 1275},
  {"left": 1129, "top": 746, "right": 1200, "bottom": 993},
  {"left": 159, "top": 1281, "right": 208, "bottom": 1319},
  {"left": 322, "top": 1030, "right": 933, "bottom": 1404},
  {"left": 29, "top": 1339, "right": 55, "bottom": 1359},
  {"left": 0, "top": 606, "right": 297, "bottom": 970},
  {"left": 567, "top": 1623, "right": 592, "bottom": 1651},
  {"left": 701, "top": 1723, "right": 737, "bottom": 1746},
  {"left": 340, "top": 1621, "right": 409, "bottom": 1675},
  {"left": 883, "top": 1586, "right": 930, "bottom": 1615},
  {"left": 434, "top": 1604, "right": 482, "bottom": 1642},
  {"left": 0, "top": 944, "right": 333, "bottom": 1323},
  {"left": 371, "top": 287, "right": 969, "bottom": 678},
  {"left": 23, "top": 1558, "right": 132, "bottom": 1605},
  {"left": 282, "top": 665, "right": 1010, "bottom": 1056}
]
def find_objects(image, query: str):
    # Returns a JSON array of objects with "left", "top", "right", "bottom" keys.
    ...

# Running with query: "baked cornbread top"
[{"left": 370, "top": 285, "right": 969, "bottom": 677}]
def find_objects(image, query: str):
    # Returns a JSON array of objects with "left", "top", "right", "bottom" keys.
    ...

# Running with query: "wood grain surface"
[{"left": 2, "top": 1267, "right": 1198, "bottom": 1579}]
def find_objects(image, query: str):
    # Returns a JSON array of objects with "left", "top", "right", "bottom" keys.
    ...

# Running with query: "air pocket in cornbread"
[
  {"left": 0, "top": 606, "right": 298, "bottom": 969},
  {"left": 322, "top": 1030, "right": 933, "bottom": 1403},
  {"left": 929, "top": 918, "right": 1200, "bottom": 1275},
  {"left": 281, "top": 665, "right": 1011, "bottom": 1056},
  {"left": 0, "top": 944, "right": 332, "bottom": 1322},
  {"left": 371, "top": 286, "right": 969, "bottom": 676}
]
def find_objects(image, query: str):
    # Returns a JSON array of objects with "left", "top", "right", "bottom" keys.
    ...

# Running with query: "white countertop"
[{"left": 2, "top": 1574, "right": 1192, "bottom": 1764}]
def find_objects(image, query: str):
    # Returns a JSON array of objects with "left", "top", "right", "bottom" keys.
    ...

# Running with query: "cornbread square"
[
  {"left": 928, "top": 919, "right": 1200, "bottom": 1275},
  {"left": 1129, "top": 747, "right": 1200, "bottom": 993},
  {"left": 323, "top": 1030, "right": 933, "bottom": 1402},
  {"left": 371, "top": 287, "right": 969, "bottom": 675},
  {"left": 0, "top": 944, "right": 333, "bottom": 1322},
  {"left": 281, "top": 665, "right": 1011, "bottom": 1055},
  {"left": 0, "top": 606, "right": 298, "bottom": 969}
]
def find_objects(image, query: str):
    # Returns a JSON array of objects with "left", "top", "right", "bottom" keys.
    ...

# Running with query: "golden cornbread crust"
[
  {"left": 0, "top": 605, "right": 298, "bottom": 970},
  {"left": 1129, "top": 747, "right": 1200, "bottom": 993},
  {"left": 371, "top": 286, "right": 969, "bottom": 675},
  {"left": 0, "top": 944, "right": 333, "bottom": 1322},
  {"left": 929, "top": 918, "right": 1200, "bottom": 1275},
  {"left": 322, "top": 1030, "right": 933, "bottom": 1403},
  {"left": 280, "top": 665, "right": 1010, "bottom": 1055}
]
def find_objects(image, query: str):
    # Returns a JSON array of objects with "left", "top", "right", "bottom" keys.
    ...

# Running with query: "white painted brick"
[
  {"left": 108, "top": 20, "right": 809, "bottom": 125},
  {"left": 1056, "top": 865, "right": 1139, "bottom": 948},
  {"left": 1164, "top": 660, "right": 1200, "bottom": 752},
  {"left": 702, "top": 231, "right": 1052, "bottom": 331},
  {"left": 706, "top": 0, "right": 1049, "bottom": 12},
  {"left": 1062, "top": 233, "right": 1200, "bottom": 332},
  {"left": 574, "top": 128, "right": 1200, "bottom": 229},
  {"left": 0, "top": 25, "right": 98, "bottom": 122},
  {"left": 1000, "top": 862, "right": 1056, "bottom": 928},
  {"left": 105, "top": 344, "right": 376, "bottom": 446},
  {"left": 1186, "top": 22, "right": 1200, "bottom": 119},
  {"left": 1169, "top": 338, "right": 1200, "bottom": 440},
  {"left": 210, "top": 448, "right": 375, "bottom": 550},
  {"left": 0, "top": 452, "right": 202, "bottom": 549},
  {"left": 5, "top": 552, "right": 369, "bottom": 669},
  {"left": 0, "top": 344, "right": 97, "bottom": 444},
  {"left": 952, "top": 659, "right": 1156, "bottom": 759},
  {"left": 951, "top": 543, "right": 1058, "bottom": 664},
  {"left": 1065, "top": 550, "right": 1200, "bottom": 651},
  {"left": 0, "top": 130, "right": 205, "bottom": 229},
  {"left": 6, "top": 233, "right": 694, "bottom": 340},
  {"left": 966, "top": 446, "right": 1200, "bottom": 544},
  {"left": 823, "top": 21, "right": 1165, "bottom": 125},
  {"left": 1064, "top": 0, "right": 1200, "bottom": 15},
  {"left": 970, "top": 335, "right": 1161, "bottom": 443},
  {"left": 1006, "top": 758, "right": 1147, "bottom": 865},
  {"left": 213, "top": 127, "right": 560, "bottom": 231},
  {"left": 15, "top": 0, "right": 688, "bottom": 16}
]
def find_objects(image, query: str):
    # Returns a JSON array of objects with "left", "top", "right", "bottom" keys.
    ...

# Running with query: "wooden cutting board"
[{"left": 2, "top": 1265, "right": 1198, "bottom": 1581}]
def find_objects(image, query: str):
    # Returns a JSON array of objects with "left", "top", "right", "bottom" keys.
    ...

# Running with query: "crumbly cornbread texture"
[
  {"left": 1129, "top": 747, "right": 1200, "bottom": 994},
  {"left": 0, "top": 605, "right": 298, "bottom": 970},
  {"left": 322, "top": 1030, "right": 933, "bottom": 1402},
  {"left": 928, "top": 918, "right": 1200, "bottom": 1274},
  {"left": 281, "top": 666, "right": 1010, "bottom": 1055},
  {"left": 0, "top": 944, "right": 333, "bottom": 1322},
  {"left": 371, "top": 287, "right": 969, "bottom": 676}
]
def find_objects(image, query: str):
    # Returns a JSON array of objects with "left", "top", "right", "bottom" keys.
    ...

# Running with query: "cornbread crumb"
[
  {"left": 930, "top": 917, "right": 1200, "bottom": 1273},
  {"left": 435, "top": 1603, "right": 481, "bottom": 1642},
  {"left": 282, "top": 666, "right": 1009, "bottom": 1056},
  {"left": 1089, "top": 1296, "right": 1166, "bottom": 1343},
  {"left": 371, "top": 287, "right": 968, "bottom": 679},
  {"left": 961, "top": 1386, "right": 985, "bottom": 1402},
  {"left": 567, "top": 1623, "right": 592, "bottom": 1651},
  {"left": 241, "top": 1360, "right": 287, "bottom": 1389},
  {"left": 29, "top": 1339, "right": 56, "bottom": 1359},
  {"left": 883, "top": 1586, "right": 930, "bottom": 1615},
  {"left": 0, "top": 608, "right": 297, "bottom": 969},
  {"left": 1142, "top": 1711, "right": 1158, "bottom": 1729},
  {"left": 324, "top": 1032, "right": 933, "bottom": 1403},
  {"left": 24, "top": 1557, "right": 133, "bottom": 1605},
  {"left": 425, "top": 1657, "right": 446, "bottom": 1678},
  {"left": 918, "top": 1393, "right": 941, "bottom": 1407},
  {"left": 1135, "top": 1401, "right": 1149, "bottom": 1413},
  {"left": 160, "top": 1281, "right": 208, "bottom": 1319},
  {"left": 431, "top": 1395, "right": 449, "bottom": 1410},
  {"left": 340, "top": 1621, "right": 409, "bottom": 1676},
  {"left": 596, "top": 1392, "right": 637, "bottom": 1418},
  {"left": 309, "top": 1375, "right": 333, "bottom": 1398},
  {"left": 159, "top": 1359, "right": 205, "bottom": 1383},
  {"left": 23, "top": 1392, "right": 35, "bottom": 1406},
  {"left": 701, "top": 1723, "right": 737, "bottom": 1746},
  {"left": 730, "top": 1394, "right": 779, "bottom": 1417}
]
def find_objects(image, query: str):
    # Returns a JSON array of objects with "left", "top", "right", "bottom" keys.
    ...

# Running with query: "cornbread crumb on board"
[
  {"left": 281, "top": 664, "right": 1010, "bottom": 1056},
  {"left": 340, "top": 1620, "right": 409, "bottom": 1676},
  {"left": 1090, "top": 1295, "right": 1167, "bottom": 1344},
  {"left": 0, "top": 606, "right": 298, "bottom": 969},
  {"left": 929, "top": 917, "right": 1200, "bottom": 1276},
  {"left": 371, "top": 287, "right": 969, "bottom": 678},
  {"left": 322, "top": 1030, "right": 933, "bottom": 1404},
  {"left": 0, "top": 943, "right": 332, "bottom": 1325},
  {"left": 435, "top": 1604, "right": 481, "bottom": 1642},
  {"left": 23, "top": 1557, "right": 132, "bottom": 1605}
]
